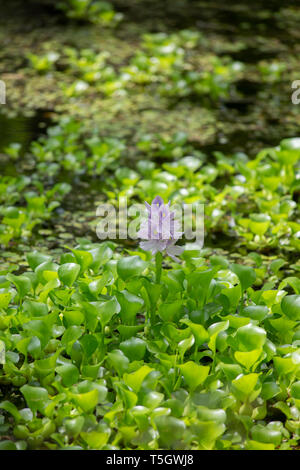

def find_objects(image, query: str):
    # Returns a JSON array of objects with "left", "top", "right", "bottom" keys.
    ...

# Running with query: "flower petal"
[{"left": 152, "top": 196, "right": 164, "bottom": 207}]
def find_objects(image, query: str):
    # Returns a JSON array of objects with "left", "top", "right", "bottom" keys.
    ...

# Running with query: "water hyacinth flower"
[{"left": 138, "top": 196, "right": 184, "bottom": 262}]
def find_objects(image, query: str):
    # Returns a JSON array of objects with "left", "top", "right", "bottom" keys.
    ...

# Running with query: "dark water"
[{"left": 0, "top": 111, "right": 51, "bottom": 155}]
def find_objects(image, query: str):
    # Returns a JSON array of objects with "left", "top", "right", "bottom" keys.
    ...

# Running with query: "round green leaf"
[
  {"left": 281, "top": 295, "right": 300, "bottom": 321},
  {"left": 291, "top": 381, "right": 300, "bottom": 399},
  {"left": 236, "top": 324, "right": 266, "bottom": 351},
  {"left": 117, "top": 256, "right": 148, "bottom": 281},
  {"left": 58, "top": 263, "right": 80, "bottom": 287}
]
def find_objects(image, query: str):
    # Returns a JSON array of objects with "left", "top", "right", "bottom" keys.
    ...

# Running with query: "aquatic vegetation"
[
  {"left": 57, "top": 0, "right": 123, "bottom": 25},
  {"left": 30, "top": 117, "right": 125, "bottom": 176},
  {"left": 24, "top": 30, "right": 243, "bottom": 103},
  {"left": 63, "top": 48, "right": 113, "bottom": 84},
  {"left": 0, "top": 177, "right": 71, "bottom": 246},
  {"left": 258, "top": 61, "right": 286, "bottom": 83},
  {"left": 7, "top": 114, "right": 298, "bottom": 262},
  {"left": 1, "top": 123, "right": 300, "bottom": 449},
  {"left": 102, "top": 134, "right": 300, "bottom": 257},
  {"left": 0, "top": 241, "right": 300, "bottom": 450},
  {"left": 1, "top": 0, "right": 300, "bottom": 452},
  {"left": 27, "top": 52, "right": 60, "bottom": 74}
]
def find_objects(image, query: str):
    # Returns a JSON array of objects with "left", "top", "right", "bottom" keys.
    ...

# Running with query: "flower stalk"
[{"left": 155, "top": 251, "right": 163, "bottom": 284}]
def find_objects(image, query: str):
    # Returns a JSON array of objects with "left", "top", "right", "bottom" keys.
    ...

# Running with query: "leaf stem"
[{"left": 155, "top": 252, "right": 163, "bottom": 284}]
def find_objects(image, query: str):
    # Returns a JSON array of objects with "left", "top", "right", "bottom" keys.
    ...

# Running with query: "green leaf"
[
  {"left": 71, "top": 389, "right": 99, "bottom": 413},
  {"left": 63, "top": 310, "right": 85, "bottom": 327},
  {"left": 235, "top": 324, "right": 266, "bottom": 351},
  {"left": 120, "top": 337, "right": 147, "bottom": 361},
  {"left": 107, "top": 349, "right": 129, "bottom": 375},
  {"left": 20, "top": 385, "right": 49, "bottom": 413},
  {"left": 56, "top": 363, "right": 79, "bottom": 386},
  {"left": 208, "top": 321, "right": 229, "bottom": 353},
  {"left": 27, "top": 251, "right": 52, "bottom": 270},
  {"left": 0, "top": 441, "right": 17, "bottom": 450},
  {"left": 58, "top": 263, "right": 80, "bottom": 287},
  {"left": 270, "top": 259, "right": 286, "bottom": 275},
  {"left": 273, "top": 356, "right": 297, "bottom": 376},
  {"left": 79, "top": 334, "right": 98, "bottom": 358},
  {"left": 280, "top": 137, "right": 300, "bottom": 150},
  {"left": 251, "top": 424, "right": 281, "bottom": 446},
  {"left": 281, "top": 295, "right": 300, "bottom": 321},
  {"left": 231, "top": 264, "right": 256, "bottom": 292},
  {"left": 231, "top": 373, "right": 260, "bottom": 402},
  {"left": 117, "top": 256, "right": 148, "bottom": 281},
  {"left": 234, "top": 348, "right": 263, "bottom": 370},
  {"left": 123, "top": 365, "right": 153, "bottom": 392},
  {"left": 23, "top": 319, "right": 52, "bottom": 348},
  {"left": 187, "top": 268, "right": 218, "bottom": 305},
  {"left": 249, "top": 213, "right": 270, "bottom": 236},
  {"left": 291, "top": 381, "right": 300, "bottom": 399},
  {"left": 178, "top": 362, "right": 210, "bottom": 391},
  {"left": 0, "top": 401, "right": 22, "bottom": 423},
  {"left": 115, "top": 384, "right": 137, "bottom": 409},
  {"left": 279, "top": 277, "right": 300, "bottom": 295},
  {"left": 23, "top": 300, "right": 48, "bottom": 317},
  {"left": 61, "top": 326, "right": 83, "bottom": 347},
  {"left": 35, "top": 261, "right": 59, "bottom": 284},
  {"left": 180, "top": 319, "right": 209, "bottom": 346},
  {"left": 0, "top": 292, "right": 11, "bottom": 309},
  {"left": 197, "top": 406, "right": 226, "bottom": 424},
  {"left": 245, "top": 440, "right": 275, "bottom": 451},
  {"left": 155, "top": 416, "right": 186, "bottom": 447},
  {"left": 117, "top": 325, "right": 144, "bottom": 340},
  {"left": 7, "top": 274, "right": 31, "bottom": 299},
  {"left": 97, "top": 297, "right": 120, "bottom": 328},
  {"left": 80, "top": 431, "right": 109, "bottom": 449},
  {"left": 241, "top": 305, "right": 268, "bottom": 322},
  {"left": 116, "top": 290, "right": 144, "bottom": 324},
  {"left": 71, "top": 249, "right": 93, "bottom": 273},
  {"left": 219, "top": 362, "right": 243, "bottom": 381},
  {"left": 27, "top": 336, "right": 42, "bottom": 359},
  {"left": 34, "top": 352, "right": 59, "bottom": 378},
  {"left": 142, "top": 391, "right": 164, "bottom": 409},
  {"left": 260, "top": 381, "right": 280, "bottom": 400},
  {"left": 64, "top": 416, "right": 85, "bottom": 437},
  {"left": 89, "top": 244, "right": 113, "bottom": 272},
  {"left": 178, "top": 335, "right": 195, "bottom": 357},
  {"left": 158, "top": 300, "right": 184, "bottom": 322}
]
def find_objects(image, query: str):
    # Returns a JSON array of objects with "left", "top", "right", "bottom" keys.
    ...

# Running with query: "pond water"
[{"left": 0, "top": 111, "right": 50, "bottom": 157}]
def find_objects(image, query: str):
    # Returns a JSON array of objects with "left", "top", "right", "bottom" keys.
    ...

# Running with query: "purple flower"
[{"left": 138, "top": 196, "right": 184, "bottom": 262}]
